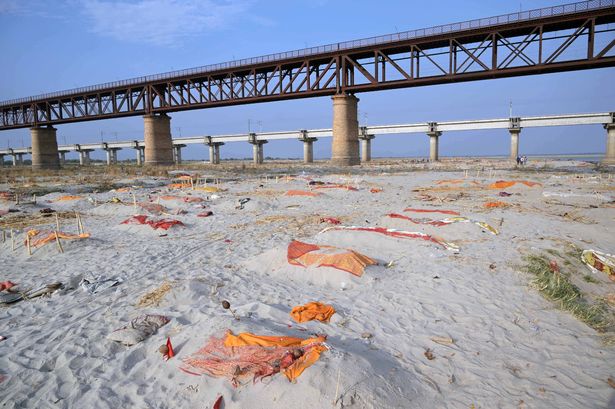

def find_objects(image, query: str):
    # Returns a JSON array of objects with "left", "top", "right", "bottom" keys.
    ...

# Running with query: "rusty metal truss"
[{"left": 1, "top": 0, "right": 615, "bottom": 130}]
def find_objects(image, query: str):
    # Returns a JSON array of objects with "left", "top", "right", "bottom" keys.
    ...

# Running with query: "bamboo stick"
[
  {"left": 2, "top": 230, "right": 5, "bottom": 243},
  {"left": 55, "top": 213, "right": 60, "bottom": 231},
  {"left": 26, "top": 234, "right": 31, "bottom": 256},
  {"left": 11, "top": 229, "right": 15, "bottom": 251},
  {"left": 55, "top": 231, "right": 64, "bottom": 253}
]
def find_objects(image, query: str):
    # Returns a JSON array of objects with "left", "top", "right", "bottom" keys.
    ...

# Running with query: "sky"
[{"left": 0, "top": 0, "right": 613, "bottom": 161}]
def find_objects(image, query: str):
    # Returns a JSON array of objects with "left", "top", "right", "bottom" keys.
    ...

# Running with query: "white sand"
[{"left": 1, "top": 162, "right": 614, "bottom": 408}]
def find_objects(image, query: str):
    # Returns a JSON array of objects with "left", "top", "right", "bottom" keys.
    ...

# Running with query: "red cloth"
[{"left": 121, "top": 215, "right": 184, "bottom": 230}]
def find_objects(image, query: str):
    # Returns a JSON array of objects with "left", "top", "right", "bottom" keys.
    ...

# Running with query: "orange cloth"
[
  {"left": 369, "top": 188, "right": 383, "bottom": 193},
  {"left": 284, "top": 344, "right": 328, "bottom": 382},
  {"left": 285, "top": 190, "right": 320, "bottom": 197},
  {"left": 290, "top": 302, "right": 335, "bottom": 323},
  {"left": 287, "top": 240, "right": 377, "bottom": 277},
  {"left": 224, "top": 332, "right": 320, "bottom": 348},
  {"left": 26, "top": 229, "right": 90, "bottom": 247},
  {"left": 54, "top": 195, "right": 82, "bottom": 202},
  {"left": 484, "top": 201, "right": 510, "bottom": 208},
  {"left": 488, "top": 180, "right": 541, "bottom": 189},
  {"left": 313, "top": 184, "right": 358, "bottom": 191}
]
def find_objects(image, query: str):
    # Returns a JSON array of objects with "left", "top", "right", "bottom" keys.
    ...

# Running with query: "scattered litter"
[
  {"left": 136, "top": 281, "right": 173, "bottom": 308},
  {"left": 162, "top": 337, "right": 175, "bottom": 360},
  {"left": 387, "top": 214, "right": 499, "bottom": 235},
  {"left": 404, "top": 208, "right": 461, "bottom": 216},
  {"left": 319, "top": 226, "right": 460, "bottom": 252},
  {"left": 430, "top": 336, "right": 454, "bottom": 345},
  {"left": 138, "top": 202, "right": 168, "bottom": 215},
  {"left": 581, "top": 250, "right": 614, "bottom": 279},
  {"left": 370, "top": 188, "right": 383, "bottom": 193},
  {"left": 181, "top": 330, "right": 328, "bottom": 386},
  {"left": 198, "top": 211, "right": 214, "bottom": 218},
  {"left": 107, "top": 315, "right": 170, "bottom": 346},
  {"left": 0, "top": 281, "right": 16, "bottom": 292},
  {"left": 213, "top": 396, "right": 223, "bottom": 409},
  {"left": 498, "top": 192, "right": 513, "bottom": 197},
  {"left": 81, "top": 276, "right": 123, "bottom": 294},
  {"left": 313, "top": 184, "right": 358, "bottom": 191},
  {"left": 236, "top": 198, "right": 250, "bottom": 209},
  {"left": 290, "top": 302, "right": 335, "bottom": 323},
  {"left": 424, "top": 348, "right": 435, "bottom": 360},
  {"left": 287, "top": 240, "right": 377, "bottom": 277}
]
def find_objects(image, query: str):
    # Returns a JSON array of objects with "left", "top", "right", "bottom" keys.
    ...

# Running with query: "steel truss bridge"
[{"left": 1, "top": 0, "right": 614, "bottom": 131}]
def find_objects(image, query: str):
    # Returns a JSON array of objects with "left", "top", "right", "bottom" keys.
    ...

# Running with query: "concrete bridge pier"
[
  {"left": 604, "top": 122, "right": 615, "bottom": 165},
  {"left": 207, "top": 141, "right": 224, "bottom": 164},
  {"left": 104, "top": 145, "right": 121, "bottom": 165},
  {"left": 509, "top": 118, "right": 521, "bottom": 161},
  {"left": 77, "top": 148, "right": 93, "bottom": 166},
  {"left": 144, "top": 113, "right": 174, "bottom": 166},
  {"left": 299, "top": 131, "right": 317, "bottom": 163},
  {"left": 12, "top": 153, "right": 24, "bottom": 167},
  {"left": 31, "top": 126, "right": 60, "bottom": 170},
  {"left": 331, "top": 94, "right": 360, "bottom": 166},
  {"left": 249, "top": 133, "right": 267, "bottom": 164},
  {"left": 59, "top": 151, "right": 67, "bottom": 166},
  {"left": 173, "top": 144, "right": 185, "bottom": 165},
  {"left": 359, "top": 127, "right": 375, "bottom": 162},
  {"left": 132, "top": 143, "right": 145, "bottom": 165},
  {"left": 427, "top": 122, "right": 441, "bottom": 162}
]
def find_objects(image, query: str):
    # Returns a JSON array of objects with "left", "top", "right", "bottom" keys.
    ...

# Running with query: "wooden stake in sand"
[
  {"left": 26, "top": 233, "right": 31, "bottom": 256},
  {"left": 10, "top": 229, "right": 15, "bottom": 252},
  {"left": 2, "top": 230, "right": 5, "bottom": 243},
  {"left": 132, "top": 193, "right": 137, "bottom": 210},
  {"left": 55, "top": 213, "right": 60, "bottom": 231},
  {"left": 55, "top": 231, "right": 64, "bottom": 253}
]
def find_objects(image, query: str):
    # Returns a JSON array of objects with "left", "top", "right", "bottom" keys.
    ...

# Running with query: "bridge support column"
[
  {"left": 59, "top": 151, "right": 66, "bottom": 166},
  {"left": 144, "top": 113, "right": 174, "bottom": 166},
  {"left": 16, "top": 153, "right": 24, "bottom": 166},
  {"left": 134, "top": 146, "right": 144, "bottom": 165},
  {"left": 331, "top": 94, "right": 360, "bottom": 166},
  {"left": 105, "top": 148, "right": 120, "bottom": 165},
  {"left": 249, "top": 133, "right": 267, "bottom": 164},
  {"left": 11, "top": 151, "right": 18, "bottom": 167},
  {"left": 299, "top": 131, "right": 317, "bottom": 164},
  {"left": 509, "top": 118, "right": 521, "bottom": 161},
  {"left": 78, "top": 149, "right": 92, "bottom": 166},
  {"left": 31, "top": 126, "right": 60, "bottom": 170},
  {"left": 207, "top": 141, "right": 224, "bottom": 164},
  {"left": 427, "top": 123, "right": 441, "bottom": 162},
  {"left": 603, "top": 122, "right": 615, "bottom": 165},
  {"left": 0, "top": 154, "right": 3, "bottom": 167},
  {"left": 173, "top": 144, "right": 185, "bottom": 165},
  {"left": 359, "top": 128, "right": 375, "bottom": 163}
]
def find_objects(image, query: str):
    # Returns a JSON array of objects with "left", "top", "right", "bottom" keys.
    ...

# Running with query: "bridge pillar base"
[
  {"left": 331, "top": 94, "right": 360, "bottom": 166},
  {"left": 251, "top": 142, "right": 267, "bottom": 164},
  {"left": 427, "top": 131, "right": 441, "bottom": 162},
  {"left": 144, "top": 113, "right": 174, "bottom": 166},
  {"left": 300, "top": 134, "right": 317, "bottom": 164},
  {"left": 509, "top": 129, "right": 521, "bottom": 161},
  {"left": 78, "top": 150, "right": 93, "bottom": 166},
  {"left": 105, "top": 148, "right": 120, "bottom": 165},
  {"left": 59, "top": 151, "right": 66, "bottom": 166},
  {"left": 208, "top": 142, "right": 224, "bottom": 164},
  {"left": 173, "top": 144, "right": 185, "bottom": 165},
  {"left": 602, "top": 123, "right": 615, "bottom": 165},
  {"left": 359, "top": 134, "right": 375, "bottom": 162},
  {"left": 31, "top": 126, "right": 60, "bottom": 170}
]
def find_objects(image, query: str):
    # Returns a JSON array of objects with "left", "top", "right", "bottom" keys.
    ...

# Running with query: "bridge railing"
[{"left": 0, "top": 0, "right": 613, "bottom": 108}]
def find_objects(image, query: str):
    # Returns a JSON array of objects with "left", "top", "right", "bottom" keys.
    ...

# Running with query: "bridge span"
[
  {"left": 1, "top": 112, "right": 613, "bottom": 167},
  {"left": 1, "top": 0, "right": 615, "bottom": 168}
]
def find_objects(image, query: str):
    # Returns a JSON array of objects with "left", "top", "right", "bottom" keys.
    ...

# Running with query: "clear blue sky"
[{"left": 0, "top": 0, "right": 613, "bottom": 160}]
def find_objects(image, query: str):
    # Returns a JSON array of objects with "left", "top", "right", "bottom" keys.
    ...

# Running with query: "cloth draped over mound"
[
  {"left": 319, "top": 226, "right": 460, "bottom": 253},
  {"left": 121, "top": 215, "right": 184, "bottom": 230},
  {"left": 404, "top": 208, "right": 461, "bottom": 216},
  {"left": 435, "top": 179, "right": 481, "bottom": 186},
  {"left": 285, "top": 190, "right": 321, "bottom": 197},
  {"left": 387, "top": 213, "right": 499, "bottom": 235},
  {"left": 181, "top": 331, "right": 328, "bottom": 386},
  {"left": 52, "top": 195, "right": 83, "bottom": 202},
  {"left": 484, "top": 201, "right": 510, "bottom": 208},
  {"left": 312, "top": 184, "right": 358, "bottom": 191},
  {"left": 290, "top": 302, "right": 336, "bottom": 323},
  {"left": 488, "top": 180, "right": 541, "bottom": 189},
  {"left": 287, "top": 240, "right": 377, "bottom": 277},
  {"left": 25, "top": 229, "right": 90, "bottom": 247},
  {"left": 107, "top": 314, "right": 170, "bottom": 346},
  {"left": 158, "top": 195, "right": 204, "bottom": 203},
  {"left": 582, "top": 250, "right": 615, "bottom": 279},
  {"left": 138, "top": 202, "right": 168, "bottom": 215}
]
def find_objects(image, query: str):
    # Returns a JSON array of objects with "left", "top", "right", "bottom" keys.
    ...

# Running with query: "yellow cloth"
[{"left": 290, "top": 302, "right": 335, "bottom": 323}]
